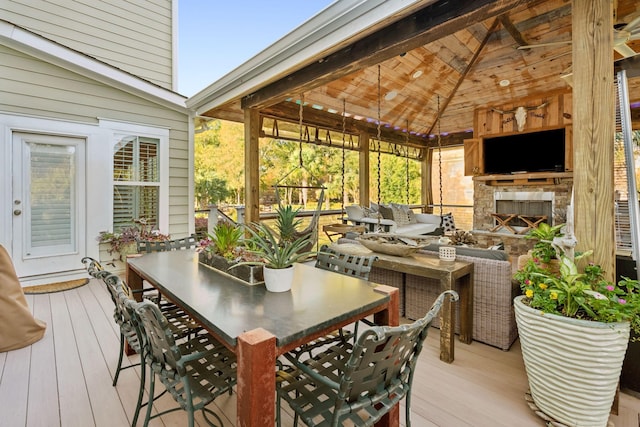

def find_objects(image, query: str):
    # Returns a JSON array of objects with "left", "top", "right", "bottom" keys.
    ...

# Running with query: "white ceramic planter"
[
  {"left": 263, "top": 265, "right": 294, "bottom": 292},
  {"left": 514, "top": 295, "right": 630, "bottom": 427}
]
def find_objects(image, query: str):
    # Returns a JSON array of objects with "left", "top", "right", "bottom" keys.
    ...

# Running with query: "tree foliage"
[{"left": 194, "top": 120, "right": 423, "bottom": 210}]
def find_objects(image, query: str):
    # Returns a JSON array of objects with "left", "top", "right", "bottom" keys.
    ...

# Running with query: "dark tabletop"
[{"left": 127, "top": 250, "right": 389, "bottom": 348}]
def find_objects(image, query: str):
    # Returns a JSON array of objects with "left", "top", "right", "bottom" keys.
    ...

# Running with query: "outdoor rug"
[{"left": 23, "top": 278, "right": 89, "bottom": 294}]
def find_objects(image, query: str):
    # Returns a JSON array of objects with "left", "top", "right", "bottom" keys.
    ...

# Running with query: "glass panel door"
[{"left": 12, "top": 133, "right": 85, "bottom": 277}]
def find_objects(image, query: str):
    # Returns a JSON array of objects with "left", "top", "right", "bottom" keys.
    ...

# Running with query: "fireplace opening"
[{"left": 493, "top": 191, "right": 554, "bottom": 231}]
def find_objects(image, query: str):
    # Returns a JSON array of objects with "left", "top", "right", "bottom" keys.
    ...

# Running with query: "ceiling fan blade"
[
  {"left": 517, "top": 40, "right": 572, "bottom": 50},
  {"left": 560, "top": 72, "right": 573, "bottom": 87},
  {"left": 613, "top": 43, "right": 637, "bottom": 58},
  {"left": 621, "top": 15, "right": 640, "bottom": 33}
]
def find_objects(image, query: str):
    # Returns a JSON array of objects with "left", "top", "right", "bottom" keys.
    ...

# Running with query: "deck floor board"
[{"left": 0, "top": 278, "right": 637, "bottom": 427}]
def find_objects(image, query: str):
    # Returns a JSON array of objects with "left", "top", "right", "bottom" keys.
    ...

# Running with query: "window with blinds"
[
  {"left": 113, "top": 136, "right": 159, "bottom": 232},
  {"left": 29, "top": 143, "right": 76, "bottom": 249}
]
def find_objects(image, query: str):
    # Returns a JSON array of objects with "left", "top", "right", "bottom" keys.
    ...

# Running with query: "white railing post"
[
  {"left": 236, "top": 206, "right": 245, "bottom": 224},
  {"left": 208, "top": 204, "right": 218, "bottom": 234}
]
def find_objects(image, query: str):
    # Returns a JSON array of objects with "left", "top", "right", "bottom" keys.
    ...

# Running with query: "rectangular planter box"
[{"left": 198, "top": 251, "right": 264, "bottom": 285}]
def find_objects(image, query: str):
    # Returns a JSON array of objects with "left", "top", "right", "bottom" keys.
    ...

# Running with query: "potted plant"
[
  {"left": 234, "top": 221, "right": 316, "bottom": 292},
  {"left": 197, "top": 222, "right": 264, "bottom": 284},
  {"left": 514, "top": 248, "right": 640, "bottom": 426},
  {"left": 98, "top": 218, "right": 169, "bottom": 263},
  {"left": 516, "top": 222, "right": 564, "bottom": 271}
]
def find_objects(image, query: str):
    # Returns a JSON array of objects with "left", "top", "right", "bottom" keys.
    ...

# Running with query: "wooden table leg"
[
  {"left": 237, "top": 328, "right": 277, "bottom": 427},
  {"left": 439, "top": 279, "right": 455, "bottom": 364},
  {"left": 458, "top": 271, "right": 473, "bottom": 345},
  {"left": 125, "top": 258, "right": 144, "bottom": 355}
]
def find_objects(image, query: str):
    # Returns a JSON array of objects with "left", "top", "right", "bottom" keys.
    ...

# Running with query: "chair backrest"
[
  {"left": 81, "top": 256, "right": 110, "bottom": 280},
  {"left": 337, "top": 290, "right": 458, "bottom": 413},
  {"left": 134, "top": 300, "right": 184, "bottom": 375},
  {"left": 315, "top": 244, "right": 378, "bottom": 280},
  {"left": 136, "top": 235, "right": 197, "bottom": 253}
]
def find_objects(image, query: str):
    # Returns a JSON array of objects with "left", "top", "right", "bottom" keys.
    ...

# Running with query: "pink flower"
[
  {"left": 525, "top": 279, "right": 531, "bottom": 285},
  {"left": 619, "top": 298, "right": 627, "bottom": 304},
  {"left": 606, "top": 285, "right": 615, "bottom": 292}
]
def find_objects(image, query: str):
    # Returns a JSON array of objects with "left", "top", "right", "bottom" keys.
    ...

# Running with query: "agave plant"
[
  {"left": 234, "top": 221, "right": 315, "bottom": 269},
  {"left": 275, "top": 205, "right": 303, "bottom": 243}
]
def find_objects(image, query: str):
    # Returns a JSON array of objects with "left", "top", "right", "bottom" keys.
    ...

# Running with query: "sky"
[{"left": 177, "top": 1, "right": 335, "bottom": 97}]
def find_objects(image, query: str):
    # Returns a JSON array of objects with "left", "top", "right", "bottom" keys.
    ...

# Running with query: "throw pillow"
[
  {"left": 442, "top": 213, "right": 456, "bottom": 233},
  {"left": 363, "top": 207, "right": 382, "bottom": 219},
  {"left": 406, "top": 209, "right": 417, "bottom": 224},
  {"left": 345, "top": 205, "right": 365, "bottom": 221},
  {"left": 391, "top": 205, "right": 410, "bottom": 226},
  {"left": 378, "top": 204, "right": 394, "bottom": 220}
]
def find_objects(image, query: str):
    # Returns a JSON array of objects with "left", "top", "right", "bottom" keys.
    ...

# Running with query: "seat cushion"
[{"left": 395, "top": 223, "right": 438, "bottom": 235}]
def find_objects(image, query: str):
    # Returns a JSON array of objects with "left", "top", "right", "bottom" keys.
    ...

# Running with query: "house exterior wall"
[
  {"left": 0, "top": 45, "right": 190, "bottom": 281},
  {"left": 0, "top": 0, "right": 175, "bottom": 90}
]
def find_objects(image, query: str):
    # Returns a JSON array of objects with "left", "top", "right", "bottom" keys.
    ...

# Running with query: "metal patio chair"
[
  {"left": 132, "top": 299, "right": 237, "bottom": 427},
  {"left": 136, "top": 234, "right": 198, "bottom": 253},
  {"left": 287, "top": 245, "right": 379, "bottom": 359},
  {"left": 277, "top": 290, "right": 458, "bottom": 427},
  {"left": 314, "top": 244, "right": 378, "bottom": 279},
  {"left": 135, "top": 235, "right": 198, "bottom": 304}
]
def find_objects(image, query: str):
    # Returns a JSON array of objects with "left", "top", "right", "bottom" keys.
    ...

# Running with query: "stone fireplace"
[{"left": 471, "top": 178, "right": 573, "bottom": 257}]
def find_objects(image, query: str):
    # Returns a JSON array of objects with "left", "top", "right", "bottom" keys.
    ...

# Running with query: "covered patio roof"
[
  {"left": 188, "top": 0, "right": 640, "bottom": 146},
  {"left": 187, "top": 0, "right": 640, "bottom": 276}
]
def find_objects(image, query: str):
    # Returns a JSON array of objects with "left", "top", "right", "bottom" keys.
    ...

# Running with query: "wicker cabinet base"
[{"left": 405, "top": 252, "right": 519, "bottom": 351}]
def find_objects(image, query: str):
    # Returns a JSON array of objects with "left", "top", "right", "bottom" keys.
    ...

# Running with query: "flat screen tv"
[{"left": 483, "top": 128, "right": 565, "bottom": 174}]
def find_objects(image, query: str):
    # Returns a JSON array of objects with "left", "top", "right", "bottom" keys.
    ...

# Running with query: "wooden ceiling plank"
[
  {"left": 241, "top": 0, "right": 528, "bottom": 110},
  {"left": 427, "top": 18, "right": 501, "bottom": 135}
]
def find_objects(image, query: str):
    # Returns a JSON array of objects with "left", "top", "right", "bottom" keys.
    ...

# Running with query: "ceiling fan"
[{"left": 517, "top": 13, "right": 640, "bottom": 85}]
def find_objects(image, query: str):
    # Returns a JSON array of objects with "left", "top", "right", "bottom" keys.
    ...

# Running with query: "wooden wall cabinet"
[{"left": 465, "top": 92, "right": 573, "bottom": 182}]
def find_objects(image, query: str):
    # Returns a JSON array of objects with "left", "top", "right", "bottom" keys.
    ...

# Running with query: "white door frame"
[{"left": 0, "top": 114, "right": 111, "bottom": 283}]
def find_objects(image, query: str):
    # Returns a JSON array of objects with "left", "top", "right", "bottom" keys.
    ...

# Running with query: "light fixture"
[
  {"left": 412, "top": 70, "right": 423, "bottom": 79},
  {"left": 499, "top": 79, "right": 510, "bottom": 87},
  {"left": 384, "top": 90, "right": 398, "bottom": 101}
]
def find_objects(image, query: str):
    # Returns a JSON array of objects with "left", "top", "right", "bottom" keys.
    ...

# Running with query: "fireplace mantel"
[{"left": 473, "top": 171, "right": 572, "bottom": 186}]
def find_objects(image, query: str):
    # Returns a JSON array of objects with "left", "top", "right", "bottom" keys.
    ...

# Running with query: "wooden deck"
[{"left": 1, "top": 279, "right": 639, "bottom": 427}]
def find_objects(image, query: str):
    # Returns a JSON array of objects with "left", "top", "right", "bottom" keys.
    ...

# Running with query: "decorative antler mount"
[{"left": 491, "top": 101, "right": 549, "bottom": 132}]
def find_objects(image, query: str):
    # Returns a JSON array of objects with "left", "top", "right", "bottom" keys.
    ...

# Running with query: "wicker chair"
[
  {"left": 277, "top": 290, "right": 458, "bottom": 427},
  {"left": 132, "top": 300, "right": 237, "bottom": 427},
  {"left": 287, "top": 245, "right": 378, "bottom": 359}
]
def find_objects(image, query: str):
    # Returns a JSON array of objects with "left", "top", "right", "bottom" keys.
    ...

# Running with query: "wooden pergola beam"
[
  {"left": 572, "top": 0, "right": 615, "bottom": 278},
  {"left": 241, "top": 0, "right": 527, "bottom": 110}
]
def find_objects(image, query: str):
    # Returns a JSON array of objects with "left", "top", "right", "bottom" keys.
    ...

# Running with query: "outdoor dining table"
[{"left": 126, "top": 249, "right": 399, "bottom": 427}]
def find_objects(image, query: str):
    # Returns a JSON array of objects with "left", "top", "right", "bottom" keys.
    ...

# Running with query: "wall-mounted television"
[{"left": 483, "top": 128, "right": 566, "bottom": 174}]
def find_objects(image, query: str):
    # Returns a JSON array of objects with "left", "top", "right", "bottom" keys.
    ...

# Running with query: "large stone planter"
[
  {"left": 514, "top": 295, "right": 630, "bottom": 427},
  {"left": 198, "top": 251, "right": 264, "bottom": 285}
]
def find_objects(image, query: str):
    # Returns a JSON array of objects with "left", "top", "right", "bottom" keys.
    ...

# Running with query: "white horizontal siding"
[
  {"left": 0, "top": 45, "right": 189, "bottom": 236},
  {"left": 0, "top": 0, "right": 173, "bottom": 89}
]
